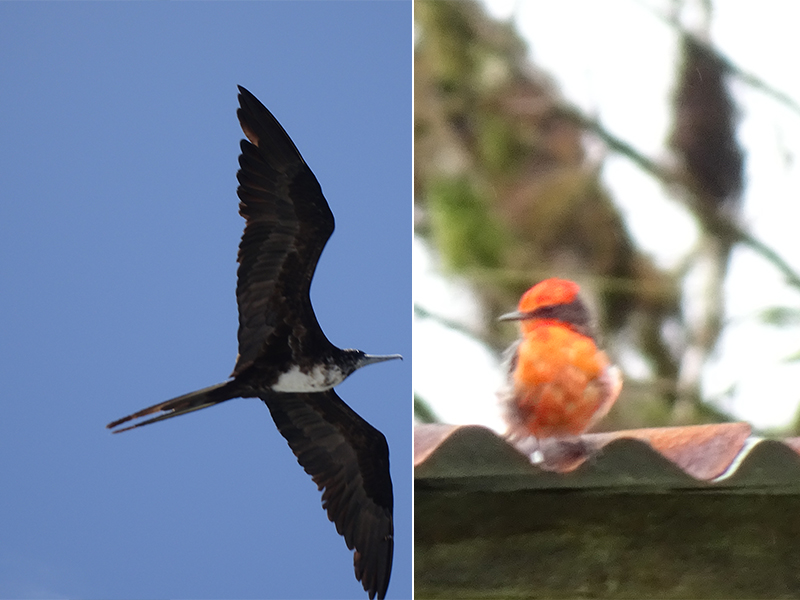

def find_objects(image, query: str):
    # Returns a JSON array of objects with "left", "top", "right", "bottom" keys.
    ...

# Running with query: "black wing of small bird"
[
  {"left": 263, "top": 389, "right": 393, "bottom": 600},
  {"left": 107, "top": 86, "right": 396, "bottom": 599}
]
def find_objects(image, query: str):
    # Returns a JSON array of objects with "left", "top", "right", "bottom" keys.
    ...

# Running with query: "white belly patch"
[{"left": 272, "top": 364, "right": 345, "bottom": 392}]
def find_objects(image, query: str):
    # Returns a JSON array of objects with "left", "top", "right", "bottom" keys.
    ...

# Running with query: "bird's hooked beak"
[
  {"left": 359, "top": 353, "right": 403, "bottom": 368},
  {"left": 498, "top": 310, "right": 530, "bottom": 322}
]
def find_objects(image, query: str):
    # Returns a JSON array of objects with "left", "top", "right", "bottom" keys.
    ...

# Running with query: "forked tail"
[{"left": 107, "top": 380, "right": 243, "bottom": 433}]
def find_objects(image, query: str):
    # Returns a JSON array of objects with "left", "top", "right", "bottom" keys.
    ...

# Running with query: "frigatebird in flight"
[{"left": 107, "top": 86, "right": 401, "bottom": 600}]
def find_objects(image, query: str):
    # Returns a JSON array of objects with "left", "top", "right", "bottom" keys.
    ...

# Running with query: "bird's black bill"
[{"left": 499, "top": 299, "right": 593, "bottom": 335}]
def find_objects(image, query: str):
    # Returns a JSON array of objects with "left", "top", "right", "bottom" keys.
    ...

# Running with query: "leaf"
[{"left": 758, "top": 306, "right": 800, "bottom": 327}]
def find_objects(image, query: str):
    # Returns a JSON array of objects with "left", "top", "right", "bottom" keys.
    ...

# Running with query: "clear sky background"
[
  {"left": 0, "top": 3, "right": 411, "bottom": 599},
  {"left": 415, "top": 0, "right": 800, "bottom": 434}
]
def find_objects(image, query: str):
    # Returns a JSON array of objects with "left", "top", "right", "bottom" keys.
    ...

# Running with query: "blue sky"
[{"left": 0, "top": 3, "right": 411, "bottom": 599}]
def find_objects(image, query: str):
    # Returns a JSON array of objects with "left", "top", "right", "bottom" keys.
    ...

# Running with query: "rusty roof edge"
[{"left": 414, "top": 423, "right": 800, "bottom": 492}]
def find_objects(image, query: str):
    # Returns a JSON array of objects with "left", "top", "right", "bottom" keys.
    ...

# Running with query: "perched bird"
[
  {"left": 107, "top": 86, "right": 401, "bottom": 600},
  {"left": 499, "top": 278, "right": 621, "bottom": 442}
]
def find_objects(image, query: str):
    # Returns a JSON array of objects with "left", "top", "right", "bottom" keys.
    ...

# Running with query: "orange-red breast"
[{"left": 499, "top": 278, "right": 621, "bottom": 441}]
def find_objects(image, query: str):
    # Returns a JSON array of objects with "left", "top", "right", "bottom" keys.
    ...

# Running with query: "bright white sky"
[{"left": 414, "top": 0, "right": 800, "bottom": 432}]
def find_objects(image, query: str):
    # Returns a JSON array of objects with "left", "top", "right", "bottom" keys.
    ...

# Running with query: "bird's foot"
[{"left": 537, "top": 436, "right": 600, "bottom": 472}]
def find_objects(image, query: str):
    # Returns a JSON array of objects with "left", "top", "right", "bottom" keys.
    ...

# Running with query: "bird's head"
[
  {"left": 339, "top": 349, "right": 403, "bottom": 379},
  {"left": 499, "top": 278, "right": 593, "bottom": 337}
]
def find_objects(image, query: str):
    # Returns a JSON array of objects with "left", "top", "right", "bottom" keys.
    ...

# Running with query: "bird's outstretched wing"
[
  {"left": 261, "top": 390, "right": 393, "bottom": 600},
  {"left": 233, "top": 86, "right": 335, "bottom": 377}
]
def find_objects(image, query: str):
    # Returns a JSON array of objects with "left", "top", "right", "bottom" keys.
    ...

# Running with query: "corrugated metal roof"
[{"left": 415, "top": 422, "right": 800, "bottom": 492}]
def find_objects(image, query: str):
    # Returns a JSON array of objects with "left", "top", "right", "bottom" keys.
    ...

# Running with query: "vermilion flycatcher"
[{"left": 499, "top": 278, "right": 622, "bottom": 442}]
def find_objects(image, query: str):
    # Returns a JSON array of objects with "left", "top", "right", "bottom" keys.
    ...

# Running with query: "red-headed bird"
[{"left": 499, "top": 278, "right": 621, "bottom": 442}]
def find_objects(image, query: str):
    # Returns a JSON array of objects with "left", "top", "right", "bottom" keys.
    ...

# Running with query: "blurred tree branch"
[
  {"left": 646, "top": 7, "right": 800, "bottom": 117},
  {"left": 550, "top": 105, "right": 800, "bottom": 291}
]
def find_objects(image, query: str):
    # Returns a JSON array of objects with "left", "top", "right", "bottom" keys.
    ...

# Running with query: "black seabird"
[{"left": 107, "top": 86, "right": 401, "bottom": 600}]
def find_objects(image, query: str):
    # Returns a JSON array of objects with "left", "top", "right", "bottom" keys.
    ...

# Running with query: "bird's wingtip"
[{"left": 237, "top": 85, "right": 256, "bottom": 103}]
